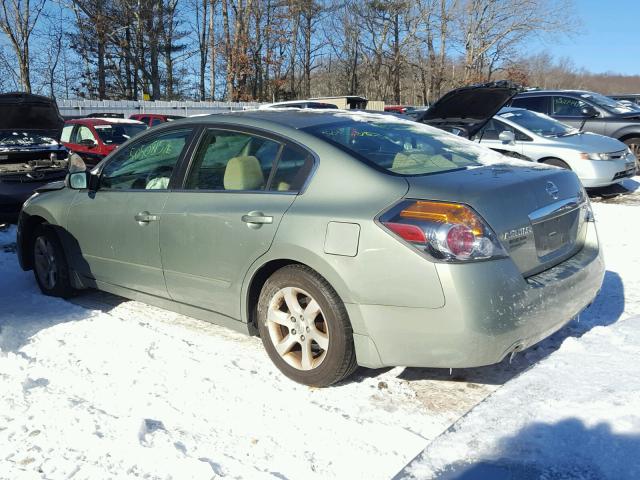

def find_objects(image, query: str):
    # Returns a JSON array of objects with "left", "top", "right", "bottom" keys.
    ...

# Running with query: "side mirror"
[
  {"left": 79, "top": 138, "right": 97, "bottom": 148},
  {"left": 68, "top": 171, "right": 89, "bottom": 189},
  {"left": 581, "top": 106, "right": 598, "bottom": 118},
  {"left": 498, "top": 130, "right": 516, "bottom": 144}
]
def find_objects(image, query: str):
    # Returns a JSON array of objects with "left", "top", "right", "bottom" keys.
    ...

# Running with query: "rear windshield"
[
  {"left": 94, "top": 124, "right": 147, "bottom": 145},
  {"left": 303, "top": 115, "right": 505, "bottom": 176}
]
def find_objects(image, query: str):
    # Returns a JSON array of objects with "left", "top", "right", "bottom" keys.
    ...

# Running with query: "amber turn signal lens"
[{"left": 399, "top": 201, "right": 484, "bottom": 236}]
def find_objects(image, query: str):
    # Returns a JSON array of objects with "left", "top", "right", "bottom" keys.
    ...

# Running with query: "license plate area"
[{"left": 532, "top": 209, "right": 580, "bottom": 258}]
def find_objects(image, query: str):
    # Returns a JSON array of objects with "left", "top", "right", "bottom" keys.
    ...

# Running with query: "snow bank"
[{"left": 402, "top": 314, "right": 640, "bottom": 479}]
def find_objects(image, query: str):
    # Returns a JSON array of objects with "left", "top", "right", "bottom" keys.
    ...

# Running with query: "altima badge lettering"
[
  {"left": 546, "top": 181, "right": 559, "bottom": 200},
  {"left": 502, "top": 226, "right": 533, "bottom": 242}
]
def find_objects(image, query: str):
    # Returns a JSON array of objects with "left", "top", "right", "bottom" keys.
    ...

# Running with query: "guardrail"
[{"left": 56, "top": 99, "right": 264, "bottom": 118}]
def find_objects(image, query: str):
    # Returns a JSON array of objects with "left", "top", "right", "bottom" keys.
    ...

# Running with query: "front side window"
[
  {"left": 94, "top": 123, "right": 147, "bottom": 145},
  {"left": 304, "top": 118, "right": 503, "bottom": 176},
  {"left": 100, "top": 128, "right": 192, "bottom": 190},
  {"left": 552, "top": 96, "right": 591, "bottom": 116},
  {"left": 185, "top": 130, "right": 280, "bottom": 191},
  {"left": 76, "top": 126, "right": 96, "bottom": 144}
]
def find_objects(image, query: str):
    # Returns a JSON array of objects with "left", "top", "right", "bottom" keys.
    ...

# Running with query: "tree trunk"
[{"left": 208, "top": 0, "right": 216, "bottom": 100}]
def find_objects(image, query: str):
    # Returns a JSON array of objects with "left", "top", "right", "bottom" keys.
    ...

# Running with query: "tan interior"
[{"left": 223, "top": 155, "right": 264, "bottom": 190}]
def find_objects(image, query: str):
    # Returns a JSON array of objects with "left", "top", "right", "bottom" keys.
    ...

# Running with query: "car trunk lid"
[{"left": 404, "top": 163, "right": 589, "bottom": 276}]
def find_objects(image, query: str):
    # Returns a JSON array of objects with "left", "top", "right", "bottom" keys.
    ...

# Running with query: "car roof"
[
  {"left": 169, "top": 109, "right": 403, "bottom": 130},
  {"left": 517, "top": 89, "right": 598, "bottom": 96}
]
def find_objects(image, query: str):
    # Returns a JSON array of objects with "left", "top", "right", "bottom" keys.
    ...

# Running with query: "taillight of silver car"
[{"left": 379, "top": 200, "right": 507, "bottom": 262}]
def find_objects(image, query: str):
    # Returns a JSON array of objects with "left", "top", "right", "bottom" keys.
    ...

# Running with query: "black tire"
[
  {"left": 622, "top": 137, "right": 640, "bottom": 169},
  {"left": 257, "top": 264, "right": 357, "bottom": 387},
  {"left": 32, "top": 225, "right": 75, "bottom": 298},
  {"left": 542, "top": 158, "right": 571, "bottom": 170}
]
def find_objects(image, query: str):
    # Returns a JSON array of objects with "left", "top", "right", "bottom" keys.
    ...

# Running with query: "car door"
[
  {"left": 65, "top": 127, "right": 196, "bottom": 297},
  {"left": 71, "top": 124, "right": 104, "bottom": 166},
  {"left": 551, "top": 96, "right": 606, "bottom": 134},
  {"left": 160, "top": 127, "right": 315, "bottom": 319},
  {"left": 474, "top": 119, "right": 524, "bottom": 157}
]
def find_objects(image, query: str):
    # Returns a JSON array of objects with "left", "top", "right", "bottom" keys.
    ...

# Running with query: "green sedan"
[{"left": 17, "top": 111, "right": 604, "bottom": 387}]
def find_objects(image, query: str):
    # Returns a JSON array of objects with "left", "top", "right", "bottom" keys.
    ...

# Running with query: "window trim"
[
  {"left": 95, "top": 126, "right": 199, "bottom": 193},
  {"left": 175, "top": 124, "right": 318, "bottom": 195}
]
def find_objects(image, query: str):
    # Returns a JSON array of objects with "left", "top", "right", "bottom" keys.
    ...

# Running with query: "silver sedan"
[{"left": 475, "top": 107, "right": 636, "bottom": 188}]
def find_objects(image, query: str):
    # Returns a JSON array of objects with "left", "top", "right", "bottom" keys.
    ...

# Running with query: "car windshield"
[
  {"left": 93, "top": 124, "right": 147, "bottom": 145},
  {"left": 499, "top": 109, "right": 576, "bottom": 137},
  {"left": 579, "top": 92, "right": 635, "bottom": 114},
  {"left": 303, "top": 114, "right": 506, "bottom": 176}
]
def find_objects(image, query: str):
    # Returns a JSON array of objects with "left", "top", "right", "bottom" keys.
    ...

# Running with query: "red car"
[
  {"left": 60, "top": 118, "right": 147, "bottom": 166},
  {"left": 129, "top": 113, "right": 184, "bottom": 127},
  {"left": 384, "top": 105, "right": 418, "bottom": 114}
]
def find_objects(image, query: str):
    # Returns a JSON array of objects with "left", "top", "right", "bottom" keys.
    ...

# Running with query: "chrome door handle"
[
  {"left": 241, "top": 211, "right": 273, "bottom": 226},
  {"left": 135, "top": 211, "right": 159, "bottom": 224}
]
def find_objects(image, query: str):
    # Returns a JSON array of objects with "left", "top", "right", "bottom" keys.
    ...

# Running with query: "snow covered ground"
[{"left": 1, "top": 177, "right": 639, "bottom": 479}]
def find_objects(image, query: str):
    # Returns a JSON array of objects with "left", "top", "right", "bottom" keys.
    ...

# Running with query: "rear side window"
[
  {"left": 60, "top": 125, "right": 74, "bottom": 143},
  {"left": 269, "top": 146, "right": 314, "bottom": 192},
  {"left": 185, "top": 130, "right": 280, "bottom": 191},
  {"left": 511, "top": 96, "right": 548, "bottom": 114}
]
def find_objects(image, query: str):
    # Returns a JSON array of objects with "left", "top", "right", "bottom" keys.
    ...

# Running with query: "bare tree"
[{"left": 0, "top": 0, "right": 47, "bottom": 93}]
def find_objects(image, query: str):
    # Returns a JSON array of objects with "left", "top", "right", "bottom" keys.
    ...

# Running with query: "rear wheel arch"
[{"left": 244, "top": 258, "right": 352, "bottom": 333}]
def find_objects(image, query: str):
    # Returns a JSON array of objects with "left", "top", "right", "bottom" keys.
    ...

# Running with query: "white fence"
[{"left": 56, "top": 99, "right": 264, "bottom": 118}]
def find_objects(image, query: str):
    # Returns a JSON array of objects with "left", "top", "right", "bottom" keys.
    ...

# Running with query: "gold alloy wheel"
[{"left": 266, "top": 287, "right": 330, "bottom": 371}]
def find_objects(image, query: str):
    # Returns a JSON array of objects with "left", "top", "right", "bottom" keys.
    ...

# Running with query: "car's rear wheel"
[
  {"left": 257, "top": 265, "right": 357, "bottom": 387},
  {"left": 542, "top": 158, "right": 571, "bottom": 170},
  {"left": 623, "top": 137, "right": 640, "bottom": 169},
  {"left": 32, "top": 225, "right": 75, "bottom": 298}
]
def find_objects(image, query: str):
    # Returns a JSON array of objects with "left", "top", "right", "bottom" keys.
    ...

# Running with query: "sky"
[{"left": 531, "top": 0, "right": 640, "bottom": 75}]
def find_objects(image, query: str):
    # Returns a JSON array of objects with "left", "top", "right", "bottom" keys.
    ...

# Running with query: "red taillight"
[
  {"left": 379, "top": 200, "right": 507, "bottom": 262},
  {"left": 446, "top": 224, "right": 475, "bottom": 257},
  {"left": 383, "top": 222, "right": 427, "bottom": 244}
]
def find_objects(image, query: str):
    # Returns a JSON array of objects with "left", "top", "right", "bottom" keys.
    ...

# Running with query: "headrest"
[{"left": 223, "top": 155, "right": 264, "bottom": 190}]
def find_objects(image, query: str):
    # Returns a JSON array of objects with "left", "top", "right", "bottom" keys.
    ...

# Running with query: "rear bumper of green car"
[{"left": 348, "top": 223, "right": 604, "bottom": 369}]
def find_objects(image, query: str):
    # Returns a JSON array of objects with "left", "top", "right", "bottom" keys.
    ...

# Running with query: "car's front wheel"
[
  {"left": 32, "top": 225, "right": 75, "bottom": 298},
  {"left": 257, "top": 265, "right": 357, "bottom": 387}
]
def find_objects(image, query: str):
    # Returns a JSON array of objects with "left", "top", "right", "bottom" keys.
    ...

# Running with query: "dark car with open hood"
[
  {"left": 0, "top": 93, "right": 68, "bottom": 224},
  {"left": 416, "top": 80, "right": 523, "bottom": 139}
]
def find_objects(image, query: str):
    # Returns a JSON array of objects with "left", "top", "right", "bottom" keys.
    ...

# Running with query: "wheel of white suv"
[
  {"left": 257, "top": 265, "right": 357, "bottom": 387},
  {"left": 32, "top": 225, "right": 75, "bottom": 298}
]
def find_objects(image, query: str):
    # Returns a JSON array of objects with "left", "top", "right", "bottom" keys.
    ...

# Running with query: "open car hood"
[
  {"left": 417, "top": 80, "right": 522, "bottom": 138},
  {"left": 0, "top": 92, "right": 64, "bottom": 137}
]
